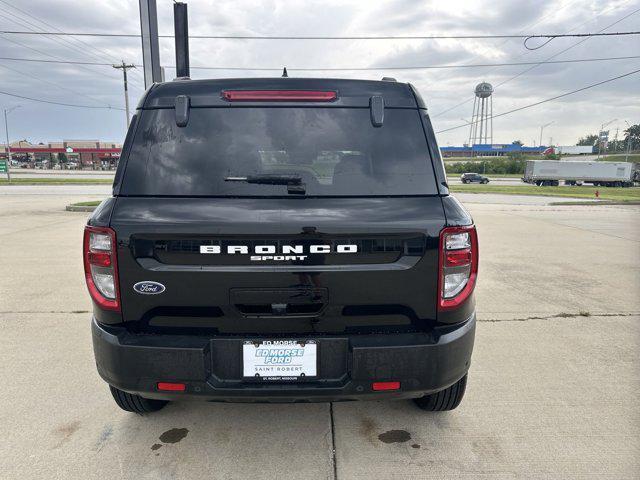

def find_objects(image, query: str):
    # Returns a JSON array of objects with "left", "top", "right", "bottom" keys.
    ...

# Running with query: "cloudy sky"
[{"left": 0, "top": 0, "right": 638, "bottom": 146}]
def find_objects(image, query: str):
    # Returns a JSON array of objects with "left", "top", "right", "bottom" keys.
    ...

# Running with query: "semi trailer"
[
  {"left": 522, "top": 160, "right": 636, "bottom": 187},
  {"left": 542, "top": 146, "right": 594, "bottom": 155}
]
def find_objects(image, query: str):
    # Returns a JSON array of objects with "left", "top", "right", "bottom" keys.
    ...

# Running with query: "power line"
[
  {"left": 0, "top": 12, "right": 121, "bottom": 79},
  {"left": 494, "top": 8, "right": 640, "bottom": 91},
  {"left": 0, "top": 13, "right": 122, "bottom": 109},
  {"left": 0, "top": 9, "right": 122, "bottom": 109},
  {"left": 188, "top": 56, "right": 640, "bottom": 71},
  {"left": 0, "top": 9, "right": 111, "bottom": 65},
  {"left": 0, "top": 30, "right": 638, "bottom": 40},
  {"left": 0, "top": 3, "right": 146, "bottom": 90},
  {"left": 0, "top": 56, "right": 113, "bottom": 66},
  {"left": 0, "top": 89, "right": 125, "bottom": 110},
  {"left": 0, "top": 62, "right": 118, "bottom": 108},
  {"left": 434, "top": 68, "right": 640, "bottom": 134},
  {"left": 452, "top": 0, "right": 607, "bottom": 77},
  {"left": 4, "top": 65, "right": 634, "bottom": 117},
  {"left": 0, "top": 34, "right": 132, "bottom": 86},
  {"left": 432, "top": 5, "right": 640, "bottom": 118},
  {"left": 0, "top": 54, "right": 638, "bottom": 71},
  {"left": 0, "top": 0, "right": 126, "bottom": 65}
]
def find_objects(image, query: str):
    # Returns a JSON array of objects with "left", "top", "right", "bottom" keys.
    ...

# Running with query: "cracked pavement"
[{"left": 0, "top": 193, "right": 639, "bottom": 479}]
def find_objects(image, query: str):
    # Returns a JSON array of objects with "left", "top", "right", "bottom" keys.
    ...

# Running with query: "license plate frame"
[{"left": 242, "top": 340, "right": 318, "bottom": 381}]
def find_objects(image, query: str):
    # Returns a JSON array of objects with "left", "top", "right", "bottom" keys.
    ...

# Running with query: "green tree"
[
  {"left": 606, "top": 139, "right": 625, "bottom": 153},
  {"left": 512, "top": 140, "right": 523, "bottom": 146},
  {"left": 577, "top": 134, "right": 598, "bottom": 146},
  {"left": 624, "top": 123, "right": 639, "bottom": 150},
  {"left": 444, "top": 157, "right": 526, "bottom": 175}
]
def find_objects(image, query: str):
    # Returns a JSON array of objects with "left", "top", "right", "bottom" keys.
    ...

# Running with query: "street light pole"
[
  {"left": 539, "top": 121, "right": 554, "bottom": 149},
  {"left": 597, "top": 118, "right": 617, "bottom": 160},
  {"left": 624, "top": 120, "right": 631, "bottom": 162},
  {"left": 113, "top": 61, "right": 136, "bottom": 128},
  {"left": 3, "top": 105, "right": 20, "bottom": 183}
]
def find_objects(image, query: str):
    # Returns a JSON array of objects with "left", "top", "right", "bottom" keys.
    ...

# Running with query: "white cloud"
[{"left": 0, "top": 0, "right": 638, "bottom": 145}]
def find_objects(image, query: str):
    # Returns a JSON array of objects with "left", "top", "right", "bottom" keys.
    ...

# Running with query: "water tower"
[{"left": 468, "top": 82, "right": 493, "bottom": 146}]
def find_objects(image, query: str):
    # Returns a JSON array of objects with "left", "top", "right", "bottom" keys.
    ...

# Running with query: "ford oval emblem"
[{"left": 133, "top": 281, "right": 166, "bottom": 295}]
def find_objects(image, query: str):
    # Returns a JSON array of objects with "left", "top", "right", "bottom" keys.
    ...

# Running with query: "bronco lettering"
[{"left": 199, "top": 244, "right": 357, "bottom": 255}]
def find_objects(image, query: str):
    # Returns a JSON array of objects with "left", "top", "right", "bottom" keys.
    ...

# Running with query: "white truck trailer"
[
  {"left": 542, "top": 146, "right": 593, "bottom": 156},
  {"left": 522, "top": 160, "right": 636, "bottom": 187},
  {"left": 555, "top": 145, "right": 594, "bottom": 155}
]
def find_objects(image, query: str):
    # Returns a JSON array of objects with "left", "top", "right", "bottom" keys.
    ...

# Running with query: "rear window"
[{"left": 120, "top": 107, "right": 437, "bottom": 196}]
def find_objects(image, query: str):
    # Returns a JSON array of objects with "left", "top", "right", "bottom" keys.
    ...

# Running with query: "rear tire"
[
  {"left": 109, "top": 385, "right": 168, "bottom": 414},
  {"left": 413, "top": 375, "right": 467, "bottom": 411}
]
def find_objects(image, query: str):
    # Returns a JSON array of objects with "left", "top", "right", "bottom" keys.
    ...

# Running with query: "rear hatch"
[
  {"left": 111, "top": 81, "right": 446, "bottom": 335},
  {"left": 112, "top": 196, "right": 444, "bottom": 334}
]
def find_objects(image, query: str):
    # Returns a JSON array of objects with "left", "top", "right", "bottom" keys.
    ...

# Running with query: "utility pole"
[
  {"left": 3, "top": 105, "right": 20, "bottom": 182},
  {"left": 113, "top": 61, "right": 136, "bottom": 127}
]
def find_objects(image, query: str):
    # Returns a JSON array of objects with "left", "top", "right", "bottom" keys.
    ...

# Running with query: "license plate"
[{"left": 242, "top": 340, "right": 317, "bottom": 380}]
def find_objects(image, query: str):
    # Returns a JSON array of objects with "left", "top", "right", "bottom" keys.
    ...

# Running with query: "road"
[
  {"left": 8, "top": 169, "right": 528, "bottom": 185},
  {"left": 443, "top": 154, "right": 619, "bottom": 164},
  {"left": 0, "top": 192, "right": 638, "bottom": 479},
  {"left": 8, "top": 168, "right": 115, "bottom": 180},
  {"left": 6, "top": 168, "right": 631, "bottom": 188},
  {"left": 1, "top": 170, "right": 530, "bottom": 185},
  {"left": 0, "top": 185, "right": 113, "bottom": 195},
  {"left": 0, "top": 183, "right": 591, "bottom": 205},
  {"left": 448, "top": 176, "right": 523, "bottom": 186}
]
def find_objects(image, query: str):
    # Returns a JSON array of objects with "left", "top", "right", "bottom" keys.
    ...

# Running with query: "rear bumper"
[{"left": 92, "top": 314, "right": 475, "bottom": 402}]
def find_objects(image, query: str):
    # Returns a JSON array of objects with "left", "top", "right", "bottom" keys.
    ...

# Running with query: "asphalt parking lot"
[{"left": 1, "top": 192, "right": 638, "bottom": 479}]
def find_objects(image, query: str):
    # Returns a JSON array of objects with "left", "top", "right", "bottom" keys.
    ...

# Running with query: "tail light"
[
  {"left": 221, "top": 90, "right": 337, "bottom": 102},
  {"left": 83, "top": 226, "right": 120, "bottom": 311},
  {"left": 438, "top": 225, "right": 478, "bottom": 311}
]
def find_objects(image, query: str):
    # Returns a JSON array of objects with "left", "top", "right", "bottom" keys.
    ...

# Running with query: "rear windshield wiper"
[{"left": 225, "top": 174, "right": 306, "bottom": 194}]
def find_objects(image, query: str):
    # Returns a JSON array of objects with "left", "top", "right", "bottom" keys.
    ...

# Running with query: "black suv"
[
  {"left": 85, "top": 78, "right": 478, "bottom": 414},
  {"left": 460, "top": 172, "right": 490, "bottom": 184}
]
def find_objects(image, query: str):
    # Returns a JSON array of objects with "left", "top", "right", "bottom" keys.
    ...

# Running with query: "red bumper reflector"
[
  {"left": 157, "top": 382, "right": 186, "bottom": 392},
  {"left": 372, "top": 381, "right": 401, "bottom": 391},
  {"left": 88, "top": 251, "right": 112, "bottom": 267},
  {"left": 445, "top": 248, "right": 471, "bottom": 267},
  {"left": 222, "top": 90, "right": 337, "bottom": 102}
]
